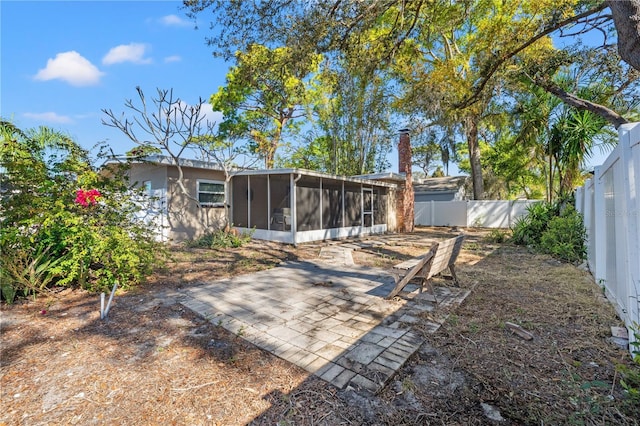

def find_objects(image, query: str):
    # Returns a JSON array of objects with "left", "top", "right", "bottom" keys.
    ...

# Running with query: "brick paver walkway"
[{"left": 176, "top": 243, "right": 469, "bottom": 393}]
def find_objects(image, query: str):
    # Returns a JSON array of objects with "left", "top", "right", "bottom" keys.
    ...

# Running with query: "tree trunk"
[
  {"left": 608, "top": 0, "right": 640, "bottom": 72},
  {"left": 535, "top": 79, "right": 629, "bottom": 129},
  {"left": 465, "top": 114, "right": 484, "bottom": 200}
]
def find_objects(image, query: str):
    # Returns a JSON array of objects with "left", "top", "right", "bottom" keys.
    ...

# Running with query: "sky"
[
  {"left": 1, "top": 0, "right": 614, "bottom": 175},
  {"left": 1, "top": 0, "right": 228, "bottom": 158}
]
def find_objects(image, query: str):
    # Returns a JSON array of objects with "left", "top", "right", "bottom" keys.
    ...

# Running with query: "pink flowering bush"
[
  {"left": 1, "top": 120, "right": 162, "bottom": 301},
  {"left": 75, "top": 188, "right": 102, "bottom": 206}
]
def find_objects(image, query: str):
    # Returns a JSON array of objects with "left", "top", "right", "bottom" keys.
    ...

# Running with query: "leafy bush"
[
  {"left": 186, "top": 229, "right": 253, "bottom": 249},
  {"left": 511, "top": 201, "right": 559, "bottom": 246},
  {"left": 539, "top": 206, "right": 587, "bottom": 263},
  {"left": 511, "top": 200, "right": 586, "bottom": 263},
  {"left": 485, "top": 229, "right": 509, "bottom": 243},
  {"left": 0, "top": 120, "right": 162, "bottom": 301},
  {"left": 0, "top": 246, "right": 62, "bottom": 302}
]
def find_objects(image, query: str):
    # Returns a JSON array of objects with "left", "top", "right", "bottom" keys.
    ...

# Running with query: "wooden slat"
[
  {"left": 427, "top": 236, "right": 461, "bottom": 279},
  {"left": 393, "top": 257, "right": 423, "bottom": 271},
  {"left": 386, "top": 235, "right": 465, "bottom": 299},
  {"left": 386, "top": 244, "right": 438, "bottom": 300}
]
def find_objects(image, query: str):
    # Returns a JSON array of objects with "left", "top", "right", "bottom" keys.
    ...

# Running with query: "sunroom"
[{"left": 230, "top": 169, "right": 397, "bottom": 244}]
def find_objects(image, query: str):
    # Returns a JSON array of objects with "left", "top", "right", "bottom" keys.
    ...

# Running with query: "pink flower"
[{"left": 75, "top": 188, "right": 102, "bottom": 206}]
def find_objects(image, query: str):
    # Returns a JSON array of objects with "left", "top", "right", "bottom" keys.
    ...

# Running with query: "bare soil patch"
[{"left": 1, "top": 228, "right": 638, "bottom": 425}]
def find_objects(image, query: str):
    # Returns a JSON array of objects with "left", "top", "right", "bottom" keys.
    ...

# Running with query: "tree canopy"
[{"left": 186, "top": 0, "right": 640, "bottom": 200}]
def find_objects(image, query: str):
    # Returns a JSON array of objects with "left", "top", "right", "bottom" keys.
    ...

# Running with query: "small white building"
[{"left": 413, "top": 176, "right": 469, "bottom": 202}]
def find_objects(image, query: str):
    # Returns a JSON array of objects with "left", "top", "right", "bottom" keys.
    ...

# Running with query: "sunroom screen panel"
[{"left": 296, "top": 176, "right": 321, "bottom": 231}]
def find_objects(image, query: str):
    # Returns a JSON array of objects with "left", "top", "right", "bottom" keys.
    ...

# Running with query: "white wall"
[
  {"left": 415, "top": 200, "right": 541, "bottom": 228},
  {"left": 576, "top": 122, "right": 640, "bottom": 354}
]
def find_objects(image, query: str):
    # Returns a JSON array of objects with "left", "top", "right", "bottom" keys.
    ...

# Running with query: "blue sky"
[
  {"left": 1, "top": 0, "right": 613, "bottom": 174},
  {"left": 1, "top": 0, "right": 227, "bottom": 157}
]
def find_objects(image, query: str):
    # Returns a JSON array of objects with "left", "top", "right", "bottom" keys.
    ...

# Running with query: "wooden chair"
[{"left": 386, "top": 235, "right": 465, "bottom": 301}]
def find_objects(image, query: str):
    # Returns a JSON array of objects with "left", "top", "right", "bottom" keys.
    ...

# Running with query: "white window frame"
[{"left": 197, "top": 179, "right": 226, "bottom": 207}]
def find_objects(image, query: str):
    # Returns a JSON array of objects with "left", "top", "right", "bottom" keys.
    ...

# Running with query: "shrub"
[
  {"left": 511, "top": 202, "right": 558, "bottom": 246},
  {"left": 539, "top": 206, "right": 587, "bottom": 263},
  {"left": 485, "top": 229, "right": 509, "bottom": 243},
  {"left": 186, "top": 229, "right": 253, "bottom": 249},
  {"left": 0, "top": 120, "right": 162, "bottom": 300},
  {"left": 511, "top": 199, "right": 586, "bottom": 263}
]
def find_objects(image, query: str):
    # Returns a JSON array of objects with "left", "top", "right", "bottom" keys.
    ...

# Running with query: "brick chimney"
[{"left": 397, "top": 128, "right": 414, "bottom": 233}]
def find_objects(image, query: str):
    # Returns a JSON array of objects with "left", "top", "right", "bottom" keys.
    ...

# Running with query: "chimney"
[
  {"left": 396, "top": 128, "right": 414, "bottom": 233},
  {"left": 398, "top": 128, "right": 411, "bottom": 175}
]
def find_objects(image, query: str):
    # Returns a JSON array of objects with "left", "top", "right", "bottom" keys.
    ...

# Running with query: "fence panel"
[
  {"left": 414, "top": 201, "right": 467, "bottom": 227},
  {"left": 468, "top": 201, "right": 511, "bottom": 228},
  {"left": 576, "top": 122, "right": 640, "bottom": 353},
  {"left": 415, "top": 200, "right": 540, "bottom": 228}
]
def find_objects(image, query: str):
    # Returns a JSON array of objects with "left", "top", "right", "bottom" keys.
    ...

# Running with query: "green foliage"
[
  {"left": 539, "top": 206, "right": 587, "bottom": 263},
  {"left": 511, "top": 201, "right": 559, "bottom": 246},
  {"left": 617, "top": 324, "right": 640, "bottom": 407},
  {"left": 512, "top": 200, "right": 586, "bottom": 263},
  {"left": 0, "top": 246, "right": 62, "bottom": 303},
  {"left": 186, "top": 229, "right": 253, "bottom": 249},
  {"left": 211, "top": 44, "right": 321, "bottom": 169},
  {"left": 0, "top": 120, "right": 162, "bottom": 300},
  {"left": 485, "top": 229, "right": 509, "bottom": 244}
]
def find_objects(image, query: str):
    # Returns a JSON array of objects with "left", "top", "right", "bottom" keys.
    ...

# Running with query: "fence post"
[
  {"left": 619, "top": 124, "right": 640, "bottom": 334},
  {"left": 582, "top": 178, "right": 594, "bottom": 271},
  {"left": 593, "top": 165, "right": 607, "bottom": 288},
  {"left": 430, "top": 200, "right": 435, "bottom": 226},
  {"left": 575, "top": 186, "right": 584, "bottom": 216}
]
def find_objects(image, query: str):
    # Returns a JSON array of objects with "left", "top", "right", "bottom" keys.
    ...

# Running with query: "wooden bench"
[{"left": 386, "top": 235, "right": 465, "bottom": 301}]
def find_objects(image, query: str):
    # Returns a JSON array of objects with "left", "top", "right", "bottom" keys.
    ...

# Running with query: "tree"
[
  {"left": 0, "top": 120, "right": 159, "bottom": 300},
  {"left": 103, "top": 87, "right": 227, "bottom": 231},
  {"left": 186, "top": 0, "right": 640, "bottom": 195},
  {"left": 103, "top": 87, "right": 213, "bottom": 199},
  {"left": 411, "top": 129, "right": 443, "bottom": 176},
  {"left": 608, "top": 0, "right": 640, "bottom": 72},
  {"left": 302, "top": 62, "right": 393, "bottom": 175},
  {"left": 211, "top": 44, "right": 321, "bottom": 169},
  {"left": 508, "top": 68, "right": 624, "bottom": 201}
]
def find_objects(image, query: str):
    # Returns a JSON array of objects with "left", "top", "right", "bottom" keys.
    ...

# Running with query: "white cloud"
[
  {"left": 164, "top": 55, "right": 182, "bottom": 63},
  {"left": 102, "top": 43, "right": 152, "bottom": 65},
  {"left": 34, "top": 51, "right": 104, "bottom": 86},
  {"left": 200, "top": 103, "right": 223, "bottom": 126},
  {"left": 24, "top": 112, "right": 73, "bottom": 124},
  {"left": 160, "top": 14, "right": 190, "bottom": 27}
]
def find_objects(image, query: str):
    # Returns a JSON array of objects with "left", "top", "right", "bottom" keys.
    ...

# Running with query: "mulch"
[{"left": 1, "top": 228, "right": 638, "bottom": 425}]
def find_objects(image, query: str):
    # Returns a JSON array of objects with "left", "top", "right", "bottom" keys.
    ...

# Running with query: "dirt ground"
[{"left": 1, "top": 227, "right": 638, "bottom": 425}]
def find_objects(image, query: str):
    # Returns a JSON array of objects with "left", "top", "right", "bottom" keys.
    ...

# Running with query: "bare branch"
[
  {"left": 456, "top": 3, "right": 609, "bottom": 109},
  {"left": 533, "top": 78, "right": 629, "bottom": 129}
]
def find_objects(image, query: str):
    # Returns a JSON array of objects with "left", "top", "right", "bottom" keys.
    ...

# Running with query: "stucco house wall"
[
  {"left": 124, "top": 158, "right": 227, "bottom": 242},
  {"left": 165, "top": 166, "right": 227, "bottom": 241},
  {"left": 123, "top": 157, "right": 398, "bottom": 243}
]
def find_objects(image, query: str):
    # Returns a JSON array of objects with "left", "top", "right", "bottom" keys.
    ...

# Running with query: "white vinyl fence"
[
  {"left": 415, "top": 200, "right": 541, "bottom": 228},
  {"left": 575, "top": 122, "right": 640, "bottom": 351}
]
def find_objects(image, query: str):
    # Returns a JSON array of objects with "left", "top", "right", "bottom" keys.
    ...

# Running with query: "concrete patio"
[{"left": 175, "top": 243, "right": 470, "bottom": 393}]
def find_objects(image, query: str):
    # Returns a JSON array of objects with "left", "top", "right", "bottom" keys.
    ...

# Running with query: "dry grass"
[{"left": 1, "top": 228, "right": 638, "bottom": 425}]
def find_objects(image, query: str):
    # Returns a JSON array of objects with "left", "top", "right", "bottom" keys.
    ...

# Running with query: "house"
[
  {"left": 413, "top": 176, "right": 470, "bottom": 202},
  {"left": 122, "top": 155, "right": 228, "bottom": 242},
  {"left": 120, "top": 155, "right": 400, "bottom": 244}
]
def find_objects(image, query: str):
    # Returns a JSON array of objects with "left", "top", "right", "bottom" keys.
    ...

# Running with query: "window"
[
  {"left": 143, "top": 180, "right": 152, "bottom": 196},
  {"left": 197, "top": 180, "right": 225, "bottom": 206}
]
